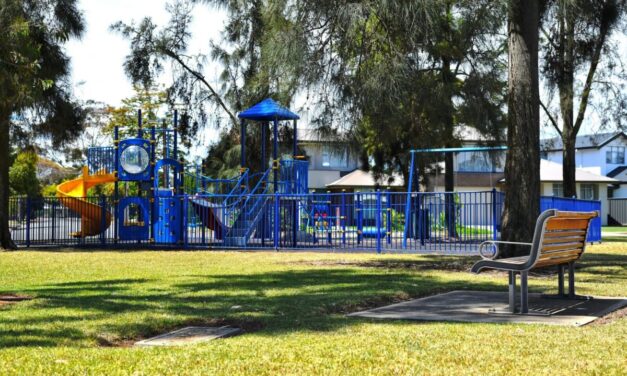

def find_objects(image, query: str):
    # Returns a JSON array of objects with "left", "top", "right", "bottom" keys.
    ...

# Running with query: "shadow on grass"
[
  {"left": 2, "top": 251, "right": 622, "bottom": 348},
  {"left": 1, "top": 266, "right": 501, "bottom": 347},
  {"left": 283, "top": 255, "right": 478, "bottom": 272}
]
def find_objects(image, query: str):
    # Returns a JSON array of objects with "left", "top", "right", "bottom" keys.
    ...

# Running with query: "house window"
[
  {"left": 456, "top": 151, "right": 504, "bottom": 172},
  {"left": 321, "top": 145, "right": 348, "bottom": 169},
  {"left": 552, "top": 183, "right": 563, "bottom": 197},
  {"left": 606, "top": 146, "right": 625, "bottom": 164},
  {"left": 580, "top": 184, "right": 598, "bottom": 200}
]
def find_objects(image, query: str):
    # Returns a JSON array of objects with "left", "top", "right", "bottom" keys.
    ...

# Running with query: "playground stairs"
[{"left": 224, "top": 195, "right": 270, "bottom": 247}]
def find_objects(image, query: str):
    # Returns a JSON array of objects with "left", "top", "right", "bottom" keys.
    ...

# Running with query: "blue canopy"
[{"left": 238, "top": 98, "right": 300, "bottom": 121}]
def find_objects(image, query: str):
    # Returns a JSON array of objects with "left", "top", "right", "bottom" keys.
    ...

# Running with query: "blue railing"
[{"left": 87, "top": 147, "right": 115, "bottom": 175}]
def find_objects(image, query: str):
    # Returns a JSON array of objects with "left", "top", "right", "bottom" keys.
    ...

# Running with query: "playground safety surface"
[{"left": 348, "top": 291, "right": 627, "bottom": 326}]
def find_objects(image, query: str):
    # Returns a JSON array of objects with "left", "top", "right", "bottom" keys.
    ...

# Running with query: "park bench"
[{"left": 471, "top": 209, "right": 598, "bottom": 314}]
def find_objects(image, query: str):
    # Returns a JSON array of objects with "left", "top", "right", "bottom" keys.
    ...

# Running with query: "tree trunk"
[
  {"left": 0, "top": 109, "right": 17, "bottom": 250},
  {"left": 559, "top": 5, "right": 577, "bottom": 198},
  {"left": 501, "top": 0, "right": 540, "bottom": 258},
  {"left": 444, "top": 152, "right": 457, "bottom": 238},
  {"left": 441, "top": 28, "right": 458, "bottom": 238},
  {"left": 562, "top": 128, "right": 577, "bottom": 198}
]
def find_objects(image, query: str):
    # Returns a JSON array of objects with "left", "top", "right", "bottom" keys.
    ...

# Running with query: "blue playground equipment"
[{"left": 9, "top": 101, "right": 602, "bottom": 252}]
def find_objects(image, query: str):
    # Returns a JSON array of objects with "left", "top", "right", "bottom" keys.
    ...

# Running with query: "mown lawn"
[{"left": 0, "top": 244, "right": 625, "bottom": 375}]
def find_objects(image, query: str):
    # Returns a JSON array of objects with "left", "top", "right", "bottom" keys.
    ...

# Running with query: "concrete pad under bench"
[{"left": 348, "top": 291, "right": 627, "bottom": 326}]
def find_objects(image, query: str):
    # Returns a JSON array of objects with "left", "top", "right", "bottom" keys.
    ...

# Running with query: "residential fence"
[
  {"left": 8, "top": 190, "right": 601, "bottom": 253},
  {"left": 608, "top": 198, "right": 627, "bottom": 226}
]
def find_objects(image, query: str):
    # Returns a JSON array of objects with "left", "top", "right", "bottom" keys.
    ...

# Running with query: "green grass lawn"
[
  {"left": 601, "top": 226, "right": 627, "bottom": 242},
  {"left": 0, "top": 245, "right": 625, "bottom": 375}
]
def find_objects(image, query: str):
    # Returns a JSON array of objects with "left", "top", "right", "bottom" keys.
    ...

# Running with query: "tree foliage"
[
  {"left": 0, "top": 0, "right": 85, "bottom": 250},
  {"left": 9, "top": 151, "right": 41, "bottom": 198},
  {"left": 540, "top": 0, "right": 627, "bottom": 198}
]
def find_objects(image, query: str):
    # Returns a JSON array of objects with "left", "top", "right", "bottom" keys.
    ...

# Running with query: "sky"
[
  {"left": 64, "top": 0, "right": 226, "bottom": 160},
  {"left": 66, "top": 0, "right": 225, "bottom": 107}
]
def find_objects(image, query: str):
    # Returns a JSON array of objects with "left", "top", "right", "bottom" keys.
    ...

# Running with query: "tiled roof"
[{"left": 326, "top": 169, "right": 404, "bottom": 188}]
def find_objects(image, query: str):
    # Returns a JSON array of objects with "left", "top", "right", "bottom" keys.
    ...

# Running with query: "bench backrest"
[{"left": 528, "top": 210, "right": 598, "bottom": 269}]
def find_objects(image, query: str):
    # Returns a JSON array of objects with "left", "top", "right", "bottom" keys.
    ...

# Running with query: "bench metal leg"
[
  {"left": 509, "top": 271, "right": 517, "bottom": 313},
  {"left": 558, "top": 264, "right": 565, "bottom": 296},
  {"left": 568, "top": 261, "right": 575, "bottom": 298},
  {"left": 520, "top": 271, "right": 528, "bottom": 314}
]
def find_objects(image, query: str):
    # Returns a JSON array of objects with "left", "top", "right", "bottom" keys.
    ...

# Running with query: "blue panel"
[
  {"left": 117, "top": 138, "right": 152, "bottom": 181},
  {"left": 118, "top": 197, "right": 150, "bottom": 241},
  {"left": 238, "top": 98, "right": 300, "bottom": 121},
  {"left": 540, "top": 196, "right": 602, "bottom": 242},
  {"left": 154, "top": 197, "right": 181, "bottom": 244}
]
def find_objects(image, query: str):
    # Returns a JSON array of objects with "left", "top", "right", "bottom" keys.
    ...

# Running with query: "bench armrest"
[{"left": 478, "top": 241, "right": 533, "bottom": 260}]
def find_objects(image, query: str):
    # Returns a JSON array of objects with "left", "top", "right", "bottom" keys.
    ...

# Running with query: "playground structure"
[{"left": 8, "top": 98, "right": 603, "bottom": 253}]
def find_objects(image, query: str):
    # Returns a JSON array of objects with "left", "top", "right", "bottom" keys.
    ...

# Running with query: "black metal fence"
[{"left": 9, "top": 190, "right": 600, "bottom": 253}]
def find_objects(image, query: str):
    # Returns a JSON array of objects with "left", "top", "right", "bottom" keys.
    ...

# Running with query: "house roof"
[
  {"left": 238, "top": 98, "right": 300, "bottom": 121},
  {"left": 540, "top": 132, "right": 625, "bottom": 151},
  {"left": 326, "top": 169, "right": 404, "bottom": 188},
  {"left": 297, "top": 127, "right": 349, "bottom": 143},
  {"left": 607, "top": 166, "right": 627, "bottom": 178},
  {"left": 498, "top": 159, "right": 618, "bottom": 184}
]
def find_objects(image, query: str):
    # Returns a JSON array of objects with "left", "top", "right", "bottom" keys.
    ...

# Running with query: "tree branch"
[
  {"left": 573, "top": 26, "right": 609, "bottom": 135},
  {"left": 162, "top": 49, "right": 238, "bottom": 127},
  {"left": 540, "top": 99, "right": 562, "bottom": 136}
]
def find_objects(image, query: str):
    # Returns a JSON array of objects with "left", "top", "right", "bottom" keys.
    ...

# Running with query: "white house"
[
  {"left": 541, "top": 132, "right": 627, "bottom": 197},
  {"left": 297, "top": 128, "right": 360, "bottom": 190}
]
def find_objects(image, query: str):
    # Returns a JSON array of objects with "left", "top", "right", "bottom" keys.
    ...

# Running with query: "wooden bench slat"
[
  {"left": 553, "top": 211, "right": 598, "bottom": 219},
  {"left": 543, "top": 230, "right": 587, "bottom": 238},
  {"left": 541, "top": 242, "right": 585, "bottom": 252},
  {"left": 535, "top": 257, "right": 579, "bottom": 268},
  {"left": 540, "top": 248, "right": 583, "bottom": 259},
  {"left": 545, "top": 219, "right": 590, "bottom": 231},
  {"left": 542, "top": 236, "right": 586, "bottom": 245}
]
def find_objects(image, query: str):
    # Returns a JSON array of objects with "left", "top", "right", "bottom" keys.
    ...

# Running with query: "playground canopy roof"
[{"left": 238, "top": 98, "right": 300, "bottom": 121}]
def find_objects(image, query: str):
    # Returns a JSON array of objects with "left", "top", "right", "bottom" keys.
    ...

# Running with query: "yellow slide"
[{"left": 57, "top": 167, "right": 117, "bottom": 237}]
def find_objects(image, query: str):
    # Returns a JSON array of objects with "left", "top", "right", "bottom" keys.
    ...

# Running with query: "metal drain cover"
[{"left": 135, "top": 326, "right": 242, "bottom": 347}]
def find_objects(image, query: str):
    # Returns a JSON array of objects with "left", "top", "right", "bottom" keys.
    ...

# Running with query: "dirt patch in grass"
[
  {"left": 590, "top": 306, "right": 627, "bottom": 326},
  {"left": 96, "top": 317, "right": 264, "bottom": 348},
  {"left": 0, "top": 294, "right": 32, "bottom": 306}
]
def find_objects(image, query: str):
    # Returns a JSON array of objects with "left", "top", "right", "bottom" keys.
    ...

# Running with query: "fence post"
[
  {"left": 25, "top": 196, "right": 31, "bottom": 248},
  {"left": 51, "top": 199, "right": 56, "bottom": 243},
  {"left": 357, "top": 193, "right": 363, "bottom": 245},
  {"left": 292, "top": 194, "right": 297, "bottom": 248},
  {"left": 274, "top": 192, "right": 279, "bottom": 250},
  {"left": 386, "top": 189, "right": 392, "bottom": 245},
  {"left": 341, "top": 190, "right": 346, "bottom": 245},
  {"left": 100, "top": 195, "right": 107, "bottom": 246},
  {"left": 491, "top": 189, "right": 498, "bottom": 241},
  {"left": 183, "top": 194, "right": 189, "bottom": 248},
  {"left": 376, "top": 190, "right": 382, "bottom": 253},
  {"left": 327, "top": 191, "right": 332, "bottom": 245}
]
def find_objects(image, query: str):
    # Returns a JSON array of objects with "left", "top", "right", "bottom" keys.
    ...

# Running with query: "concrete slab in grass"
[
  {"left": 135, "top": 326, "right": 242, "bottom": 347},
  {"left": 348, "top": 291, "right": 627, "bottom": 326}
]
